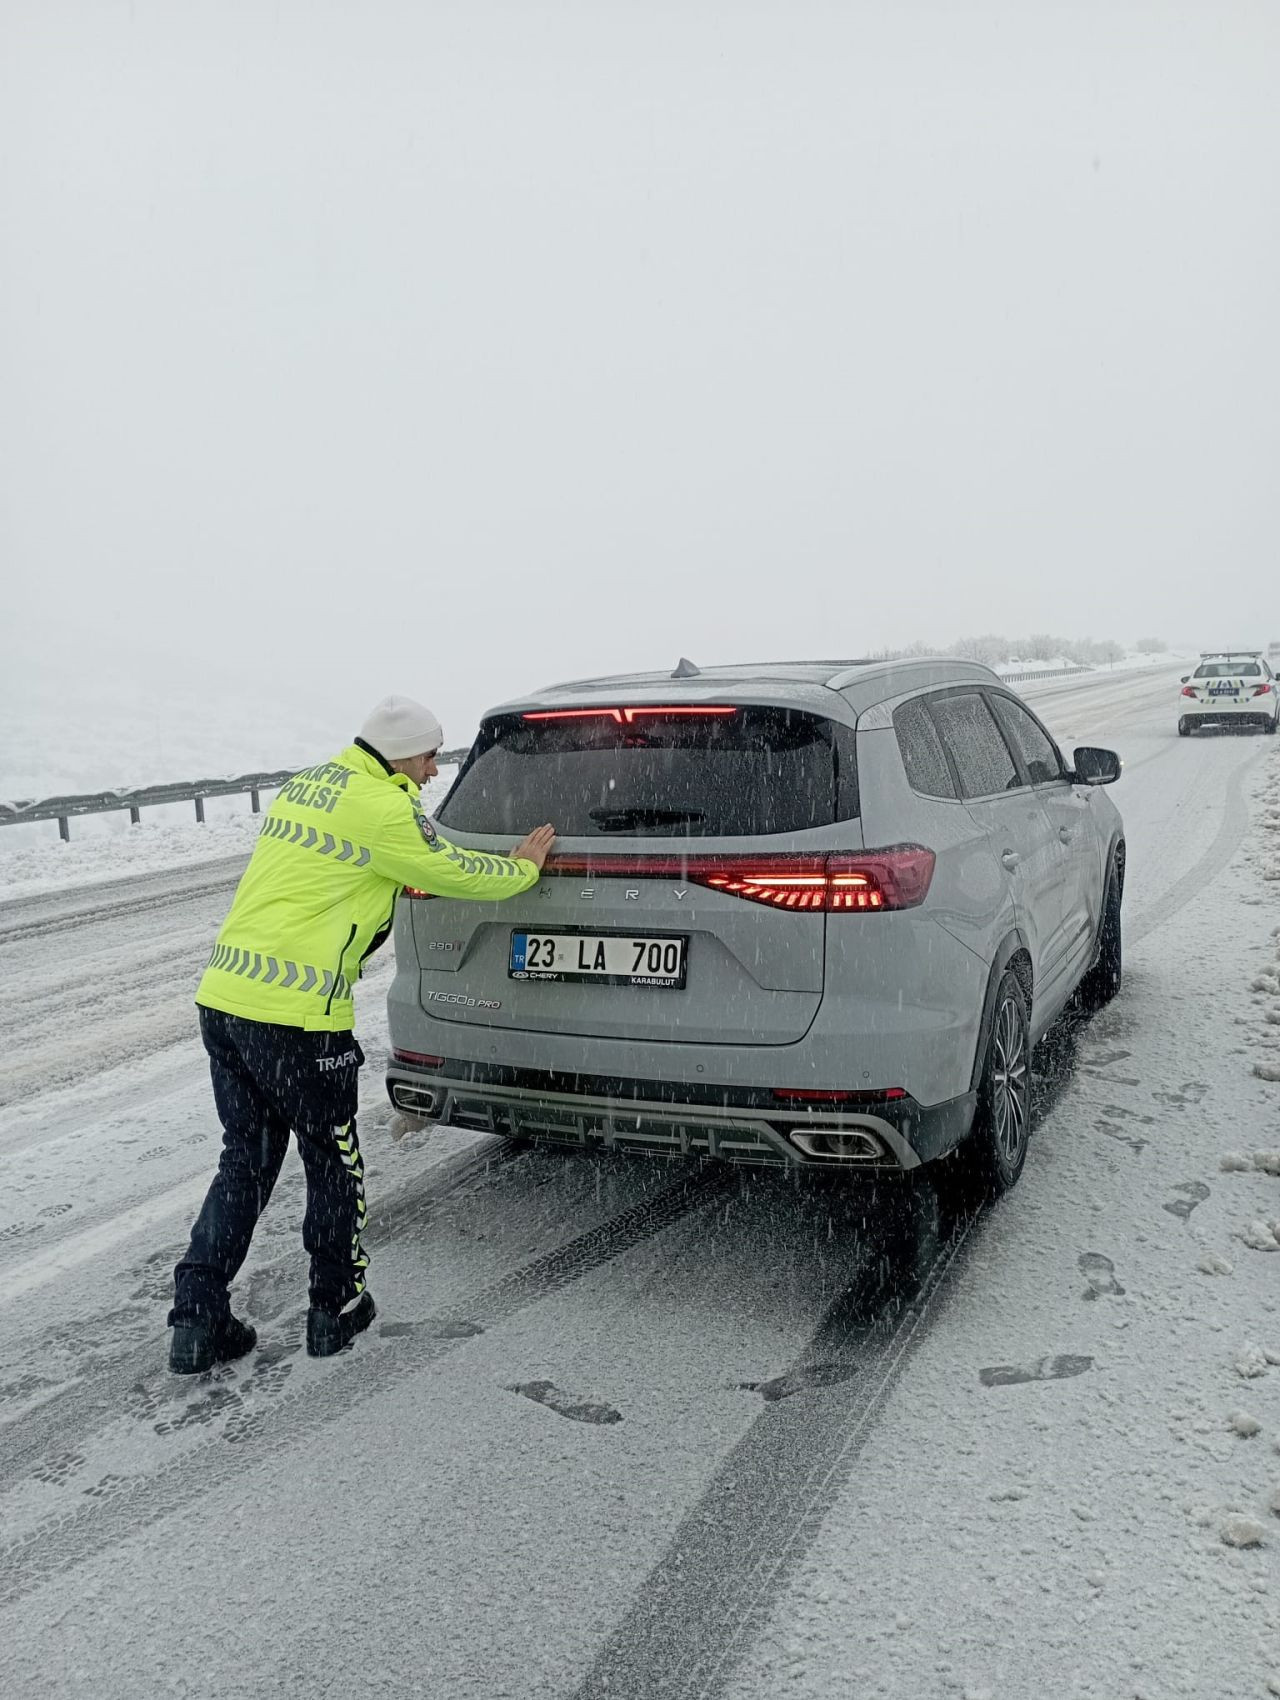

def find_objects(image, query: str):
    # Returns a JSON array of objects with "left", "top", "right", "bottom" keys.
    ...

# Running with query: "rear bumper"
[
  {"left": 384, "top": 1057, "right": 976, "bottom": 1171},
  {"left": 1182, "top": 705, "right": 1273, "bottom": 724}
]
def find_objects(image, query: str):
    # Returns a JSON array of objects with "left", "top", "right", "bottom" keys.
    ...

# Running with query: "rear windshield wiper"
[{"left": 588, "top": 806, "right": 707, "bottom": 832}]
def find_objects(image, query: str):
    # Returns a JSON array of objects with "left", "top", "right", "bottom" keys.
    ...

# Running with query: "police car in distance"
[{"left": 1178, "top": 652, "right": 1279, "bottom": 737}]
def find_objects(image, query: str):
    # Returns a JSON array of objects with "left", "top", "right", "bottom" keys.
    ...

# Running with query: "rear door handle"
[
  {"left": 1001, "top": 850, "right": 1021, "bottom": 870},
  {"left": 1059, "top": 828, "right": 1073, "bottom": 844}
]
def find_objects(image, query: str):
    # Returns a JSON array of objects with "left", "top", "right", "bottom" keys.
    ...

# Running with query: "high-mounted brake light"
[
  {"left": 543, "top": 847, "right": 936, "bottom": 913},
  {"left": 522, "top": 706, "right": 738, "bottom": 724},
  {"left": 1180, "top": 686, "right": 1198, "bottom": 698}
]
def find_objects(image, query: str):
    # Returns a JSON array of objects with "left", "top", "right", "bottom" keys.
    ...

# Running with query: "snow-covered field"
[{"left": 1, "top": 664, "right": 1278, "bottom": 1699}]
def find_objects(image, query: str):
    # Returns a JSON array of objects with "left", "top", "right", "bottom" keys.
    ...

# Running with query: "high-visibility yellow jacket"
[{"left": 196, "top": 741, "right": 538, "bottom": 1032}]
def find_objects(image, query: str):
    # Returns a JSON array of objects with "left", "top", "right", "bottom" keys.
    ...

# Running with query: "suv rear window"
[{"left": 438, "top": 706, "right": 859, "bottom": 837}]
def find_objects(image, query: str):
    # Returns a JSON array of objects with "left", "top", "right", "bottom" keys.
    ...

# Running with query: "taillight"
[
  {"left": 404, "top": 886, "right": 435, "bottom": 899},
  {"left": 1253, "top": 683, "right": 1273, "bottom": 697},
  {"left": 394, "top": 1049, "right": 443, "bottom": 1067},
  {"left": 543, "top": 847, "right": 935, "bottom": 913},
  {"left": 1180, "top": 686, "right": 1198, "bottom": 698},
  {"left": 698, "top": 847, "right": 934, "bottom": 912}
]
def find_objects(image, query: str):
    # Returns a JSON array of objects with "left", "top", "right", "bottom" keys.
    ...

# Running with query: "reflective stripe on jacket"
[{"left": 196, "top": 741, "right": 538, "bottom": 1031}]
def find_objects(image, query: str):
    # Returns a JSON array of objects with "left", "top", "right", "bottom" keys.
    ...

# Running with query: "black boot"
[
  {"left": 168, "top": 1312, "right": 257, "bottom": 1376},
  {"left": 307, "top": 1292, "right": 377, "bottom": 1358}
]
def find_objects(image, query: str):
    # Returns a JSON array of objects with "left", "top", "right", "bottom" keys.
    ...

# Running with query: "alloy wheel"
[{"left": 991, "top": 994, "right": 1029, "bottom": 1164}]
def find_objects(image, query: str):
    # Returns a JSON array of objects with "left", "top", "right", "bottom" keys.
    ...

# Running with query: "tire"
[
  {"left": 1178, "top": 717, "right": 1192, "bottom": 737},
  {"left": 953, "top": 970, "right": 1032, "bottom": 1198},
  {"left": 1265, "top": 714, "right": 1278, "bottom": 736},
  {"left": 1077, "top": 871, "right": 1123, "bottom": 1013}
]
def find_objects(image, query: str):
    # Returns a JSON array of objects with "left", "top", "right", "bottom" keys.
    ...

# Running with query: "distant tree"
[
  {"left": 867, "top": 640, "right": 937, "bottom": 662},
  {"left": 906, "top": 632, "right": 1129, "bottom": 670},
  {"left": 1136, "top": 637, "right": 1167, "bottom": 654},
  {"left": 951, "top": 633, "right": 1013, "bottom": 666}
]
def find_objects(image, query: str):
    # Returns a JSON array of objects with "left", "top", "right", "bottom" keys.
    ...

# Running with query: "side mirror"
[
  {"left": 1073, "top": 746, "right": 1122, "bottom": 787},
  {"left": 1180, "top": 676, "right": 1189, "bottom": 684}
]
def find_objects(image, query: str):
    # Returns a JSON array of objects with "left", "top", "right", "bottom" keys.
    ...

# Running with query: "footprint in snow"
[
  {"left": 241, "top": 1266, "right": 296, "bottom": 1324},
  {"left": 735, "top": 1363, "right": 858, "bottom": 1402},
  {"left": 1079, "top": 1253, "right": 1125, "bottom": 1301},
  {"left": 1082, "top": 1067, "right": 1141, "bottom": 1088},
  {"left": 1163, "top": 1182, "right": 1210, "bottom": 1222},
  {"left": 507, "top": 1380, "right": 622, "bottom": 1425},
  {"left": 247, "top": 1344, "right": 295, "bottom": 1396},
  {"left": 153, "top": 1384, "right": 243, "bottom": 1437},
  {"left": 980, "top": 1355, "right": 1094, "bottom": 1388},
  {"left": 380, "top": 1319, "right": 485, "bottom": 1340},
  {"left": 1095, "top": 1120, "right": 1148, "bottom": 1156},
  {"left": 1100, "top": 1104, "right": 1156, "bottom": 1126},
  {"left": 1153, "top": 1083, "right": 1210, "bottom": 1111}
]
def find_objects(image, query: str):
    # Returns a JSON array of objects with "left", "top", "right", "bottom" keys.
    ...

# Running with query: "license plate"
[
  {"left": 1209, "top": 684, "right": 1238, "bottom": 696},
  {"left": 510, "top": 930, "right": 688, "bottom": 988}
]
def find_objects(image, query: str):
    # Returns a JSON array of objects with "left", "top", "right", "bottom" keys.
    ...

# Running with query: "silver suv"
[{"left": 386, "top": 658, "right": 1124, "bottom": 1194}]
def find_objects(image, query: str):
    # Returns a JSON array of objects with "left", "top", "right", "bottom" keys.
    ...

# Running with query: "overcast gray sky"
[{"left": 3, "top": 0, "right": 1277, "bottom": 757}]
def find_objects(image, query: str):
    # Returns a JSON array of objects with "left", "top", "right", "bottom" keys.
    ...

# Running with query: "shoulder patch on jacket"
[{"left": 415, "top": 811, "right": 441, "bottom": 850}]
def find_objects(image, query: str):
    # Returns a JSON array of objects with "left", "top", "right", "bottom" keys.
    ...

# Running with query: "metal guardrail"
[
  {"left": 0, "top": 750, "right": 470, "bottom": 842},
  {"left": 996, "top": 665, "right": 1093, "bottom": 685}
]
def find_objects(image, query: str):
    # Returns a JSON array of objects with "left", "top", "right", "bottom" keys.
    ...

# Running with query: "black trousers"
[{"left": 172, "top": 1008, "right": 370, "bottom": 1323}]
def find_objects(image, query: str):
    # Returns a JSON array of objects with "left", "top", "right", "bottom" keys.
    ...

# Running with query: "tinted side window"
[
  {"left": 989, "top": 694, "right": 1066, "bottom": 786},
  {"left": 893, "top": 698, "right": 957, "bottom": 799},
  {"left": 928, "top": 693, "right": 1021, "bottom": 799}
]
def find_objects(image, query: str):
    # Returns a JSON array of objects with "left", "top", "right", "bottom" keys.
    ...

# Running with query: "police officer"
[{"left": 169, "top": 695, "right": 555, "bottom": 1373}]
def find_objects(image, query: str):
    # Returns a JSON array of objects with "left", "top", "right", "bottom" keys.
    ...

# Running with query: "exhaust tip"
[
  {"left": 391, "top": 1082, "right": 441, "bottom": 1119},
  {"left": 788, "top": 1128, "right": 884, "bottom": 1162}
]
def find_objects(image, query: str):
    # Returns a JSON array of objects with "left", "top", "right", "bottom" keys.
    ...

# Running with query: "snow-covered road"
[{"left": 2, "top": 665, "right": 1278, "bottom": 1700}]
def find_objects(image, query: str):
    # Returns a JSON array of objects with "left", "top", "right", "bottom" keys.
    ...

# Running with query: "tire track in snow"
[
  {"left": 1128, "top": 739, "right": 1259, "bottom": 946},
  {"left": 0, "top": 859, "right": 244, "bottom": 946},
  {"left": 571, "top": 1185, "right": 980, "bottom": 1700},
  {"left": 0, "top": 1161, "right": 732, "bottom": 1607},
  {"left": 567, "top": 1019, "right": 1091, "bottom": 1700}
]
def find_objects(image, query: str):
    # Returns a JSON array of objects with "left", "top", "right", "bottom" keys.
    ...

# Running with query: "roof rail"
[{"left": 825, "top": 655, "right": 989, "bottom": 691}]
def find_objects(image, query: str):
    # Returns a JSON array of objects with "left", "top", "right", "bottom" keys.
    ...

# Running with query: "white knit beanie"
[{"left": 359, "top": 695, "right": 444, "bottom": 761}]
